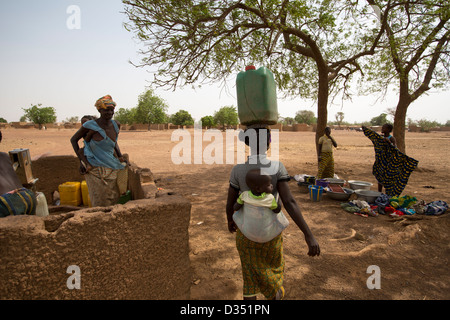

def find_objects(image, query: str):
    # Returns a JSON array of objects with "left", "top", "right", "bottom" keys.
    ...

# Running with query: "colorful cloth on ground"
[
  {"left": 84, "top": 167, "right": 121, "bottom": 207},
  {"left": 341, "top": 201, "right": 378, "bottom": 217},
  {"left": 412, "top": 200, "right": 427, "bottom": 214},
  {"left": 389, "top": 195, "right": 417, "bottom": 209},
  {"left": 317, "top": 151, "right": 334, "bottom": 179},
  {"left": 375, "top": 194, "right": 390, "bottom": 208},
  {"left": 0, "top": 188, "right": 36, "bottom": 217},
  {"left": 95, "top": 95, "right": 116, "bottom": 110},
  {"left": 363, "top": 127, "right": 418, "bottom": 197},
  {"left": 235, "top": 228, "right": 284, "bottom": 299},
  {"left": 424, "top": 200, "right": 448, "bottom": 216},
  {"left": 82, "top": 120, "right": 125, "bottom": 170}
]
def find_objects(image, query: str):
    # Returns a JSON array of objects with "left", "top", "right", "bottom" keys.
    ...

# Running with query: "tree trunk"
[
  {"left": 315, "top": 70, "right": 329, "bottom": 155},
  {"left": 393, "top": 85, "right": 412, "bottom": 154}
]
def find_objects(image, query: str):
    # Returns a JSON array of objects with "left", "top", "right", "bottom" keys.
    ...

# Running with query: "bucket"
[
  {"left": 304, "top": 176, "right": 316, "bottom": 184},
  {"left": 297, "top": 181, "right": 310, "bottom": 193},
  {"left": 58, "top": 182, "right": 82, "bottom": 206},
  {"left": 308, "top": 185, "right": 324, "bottom": 202},
  {"left": 316, "top": 179, "right": 329, "bottom": 188},
  {"left": 236, "top": 66, "right": 278, "bottom": 125},
  {"left": 81, "top": 180, "right": 91, "bottom": 207}
]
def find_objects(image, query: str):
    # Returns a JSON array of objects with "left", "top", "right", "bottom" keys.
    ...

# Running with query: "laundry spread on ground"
[
  {"left": 340, "top": 193, "right": 448, "bottom": 218},
  {"left": 293, "top": 172, "right": 447, "bottom": 218}
]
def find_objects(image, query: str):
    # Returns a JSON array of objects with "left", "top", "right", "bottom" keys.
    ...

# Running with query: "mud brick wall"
[
  {"left": 32, "top": 155, "right": 84, "bottom": 204},
  {"left": 0, "top": 195, "right": 191, "bottom": 300},
  {"left": 1, "top": 155, "right": 191, "bottom": 300}
]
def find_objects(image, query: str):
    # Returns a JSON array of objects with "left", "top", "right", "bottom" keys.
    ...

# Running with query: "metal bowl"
[
  {"left": 348, "top": 180, "right": 373, "bottom": 190},
  {"left": 326, "top": 188, "right": 354, "bottom": 201},
  {"left": 324, "top": 178, "right": 346, "bottom": 186},
  {"left": 355, "top": 189, "right": 382, "bottom": 203}
]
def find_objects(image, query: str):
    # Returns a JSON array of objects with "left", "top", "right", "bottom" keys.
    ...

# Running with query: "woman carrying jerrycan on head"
[{"left": 226, "top": 66, "right": 320, "bottom": 300}]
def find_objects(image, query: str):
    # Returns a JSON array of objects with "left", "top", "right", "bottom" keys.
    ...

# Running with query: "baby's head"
[
  {"left": 81, "top": 115, "right": 96, "bottom": 124},
  {"left": 382, "top": 123, "right": 393, "bottom": 134},
  {"left": 246, "top": 168, "right": 273, "bottom": 195}
]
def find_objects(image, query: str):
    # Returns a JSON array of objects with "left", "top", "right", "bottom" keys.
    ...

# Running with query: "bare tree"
[{"left": 335, "top": 112, "right": 345, "bottom": 128}]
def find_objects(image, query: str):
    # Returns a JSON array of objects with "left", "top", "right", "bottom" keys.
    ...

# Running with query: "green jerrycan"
[{"left": 236, "top": 65, "right": 278, "bottom": 126}]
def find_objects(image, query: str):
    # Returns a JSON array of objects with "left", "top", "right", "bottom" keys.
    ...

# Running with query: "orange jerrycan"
[{"left": 236, "top": 66, "right": 278, "bottom": 125}]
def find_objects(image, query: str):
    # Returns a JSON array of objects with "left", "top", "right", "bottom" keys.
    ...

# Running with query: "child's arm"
[
  {"left": 233, "top": 193, "right": 244, "bottom": 212},
  {"left": 233, "top": 202, "right": 243, "bottom": 212},
  {"left": 84, "top": 129, "right": 95, "bottom": 142}
]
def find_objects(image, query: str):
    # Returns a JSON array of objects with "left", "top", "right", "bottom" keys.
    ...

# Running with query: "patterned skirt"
[
  {"left": 317, "top": 152, "right": 334, "bottom": 179},
  {"left": 236, "top": 228, "right": 284, "bottom": 299},
  {"left": 84, "top": 167, "right": 121, "bottom": 207}
]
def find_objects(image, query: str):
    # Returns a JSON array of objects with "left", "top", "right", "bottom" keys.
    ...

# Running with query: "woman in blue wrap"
[{"left": 71, "top": 95, "right": 127, "bottom": 207}]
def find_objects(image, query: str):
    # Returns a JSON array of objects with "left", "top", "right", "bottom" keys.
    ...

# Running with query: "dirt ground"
[{"left": 1, "top": 127, "right": 449, "bottom": 300}]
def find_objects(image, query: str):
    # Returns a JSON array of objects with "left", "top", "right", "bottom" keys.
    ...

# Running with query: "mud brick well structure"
[{"left": 0, "top": 156, "right": 191, "bottom": 300}]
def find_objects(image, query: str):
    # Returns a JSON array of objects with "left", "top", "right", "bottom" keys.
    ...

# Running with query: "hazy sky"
[{"left": 1, "top": 0, "right": 449, "bottom": 124}]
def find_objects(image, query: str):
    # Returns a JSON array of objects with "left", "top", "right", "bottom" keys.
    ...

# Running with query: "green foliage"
[
  {"left": 22, "top": 104, "right": 57, "bottom": 128},
  {"left": 122, "top": 0, "right": 378, "bottom": 101},
  {"left": 359, "top": 1, "right": 450, "bottom": 100},
  {"left": 214, "top": 106, "right": 239, "bottom": 128},
  {"left": 295, "top": 110, "right": 317, "bottom": 125},
  {"left": 370, "top": 113, "right": 389, "bottom": 126},
  {"left": 114, "top": 108, "right": 136, "bottom": 125},
  {"left": 416, "top": 119, "right": 441, "bottom": 132},
  {"left": 280, "top": 117, "right": 295, "bottom": 125},
  {"left": 114, "top": 89, "right": 168, "bottom": 124},
  {"left": 200, "top": 115, "right": 216, "bottom": 127},
  {"left": 0, "top": 117, "right": 7, "bottom": 123},
  {"left": 170, "top": 109, "right": 194, "bottom": 126},
  {"left": 122, "top": 0, "right": 449, "bottom": 151},
  {"left": 134, "top": 89, "right": 169, "bottom": 124}
]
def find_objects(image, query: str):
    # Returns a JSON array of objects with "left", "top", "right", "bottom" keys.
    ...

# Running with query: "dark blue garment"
[
  {"left": 363, "top": 127, "right": 418, "bottom": 197},
  {"left": 425, "top": 200, "right": 448, "bottom": 216}
]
